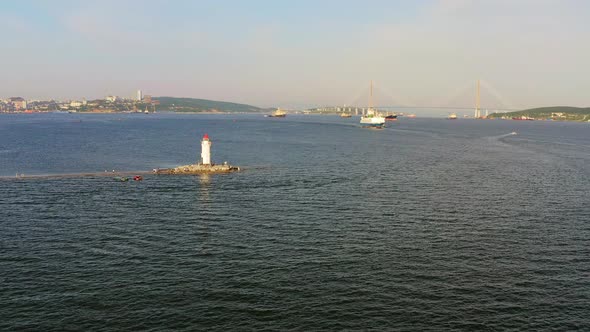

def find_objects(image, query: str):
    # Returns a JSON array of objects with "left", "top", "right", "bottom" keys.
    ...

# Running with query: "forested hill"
[
  {"left": 488, "top": 106, "right": 590, "bottom": 121},
  {"left": 155, "top": 97, "right": 268, "bottom": 113}
]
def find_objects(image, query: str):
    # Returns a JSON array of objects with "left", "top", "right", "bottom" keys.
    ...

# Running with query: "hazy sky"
[{"left": 1, "top": 0, "right": 589, "bottom": 109}]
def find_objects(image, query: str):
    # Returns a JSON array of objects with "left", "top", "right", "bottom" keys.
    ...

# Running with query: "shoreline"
[{"left": 1, "top": 112, "right": 588, "bottom": 121}]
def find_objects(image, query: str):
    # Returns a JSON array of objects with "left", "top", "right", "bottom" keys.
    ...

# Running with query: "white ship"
[
  {"left": 268, "top": 108, "right": 286, "bottom": 117},
  {"left": 360, "top": 81, "right": 385, "bottom": 128}
]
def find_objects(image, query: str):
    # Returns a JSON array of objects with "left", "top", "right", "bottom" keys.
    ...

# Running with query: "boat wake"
[
  {"left": 497, "top": 131, "right": 518, "bottom": 138},
  {"left": 489, "top": 132, "right": 518, "bottom": 142}
]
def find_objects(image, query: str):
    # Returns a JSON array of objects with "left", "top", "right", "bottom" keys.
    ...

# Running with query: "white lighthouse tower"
[{"left": 201, "top": 133, "right": 212, "bottom": 165}]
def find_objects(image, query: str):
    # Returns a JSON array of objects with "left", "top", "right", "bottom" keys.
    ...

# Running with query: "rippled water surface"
[{"left": 1, "top": 113, "right": 589, "bottom": 330}]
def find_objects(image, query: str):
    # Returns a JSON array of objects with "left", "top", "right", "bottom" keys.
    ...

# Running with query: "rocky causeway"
[{"left": 154, "top": 163, "right": 240, "bottom": 174}]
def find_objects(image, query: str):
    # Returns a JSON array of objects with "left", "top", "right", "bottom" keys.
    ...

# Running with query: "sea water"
[{"left": 1, "top": 113, "right": 589, "bottom": 330}]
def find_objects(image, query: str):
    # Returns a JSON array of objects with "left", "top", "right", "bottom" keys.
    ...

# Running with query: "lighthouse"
[
  {"left": 154, "top": 132, "right": 239, "bottom": 174},
  {"left": 201, "top": 134, "right": 212, "bottom": 165}
]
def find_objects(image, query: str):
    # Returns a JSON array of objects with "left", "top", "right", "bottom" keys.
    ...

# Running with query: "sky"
[{"left": 1, "top": 0, "right": 589, "bottom": 110}]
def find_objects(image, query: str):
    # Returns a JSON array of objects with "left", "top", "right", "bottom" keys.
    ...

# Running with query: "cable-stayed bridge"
[{"left": 314, "top": 80, "right": 521, "bottom": 115}]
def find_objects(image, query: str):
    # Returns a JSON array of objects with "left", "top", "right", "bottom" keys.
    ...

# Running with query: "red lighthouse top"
[{"left": 203, "top": 133, "right": 209, "bottom": 140}]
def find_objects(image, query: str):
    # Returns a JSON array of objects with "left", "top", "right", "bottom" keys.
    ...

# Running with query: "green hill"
[
  {"left": 489, "top": 106, "right": 590, "bottom": 121},
  {"left": 155, "top": 97, "right": 268, "bottom": 113}
]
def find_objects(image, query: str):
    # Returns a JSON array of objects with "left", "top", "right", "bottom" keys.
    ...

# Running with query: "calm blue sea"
[{"left": 1, "top": 113, "right": 589, "bottom": 330}]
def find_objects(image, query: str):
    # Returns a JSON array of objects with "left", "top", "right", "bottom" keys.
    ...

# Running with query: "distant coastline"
[
  {"left": 154, "top": 96, "right": 270, "bottom": 113},
  {"left": 0, "top": 95, "right": 273, "bottom": 114},
  {"left": 489, "top": 106, "right": 590, "bottom": 122},
  {"left": 3, "top": 94, "right": 590, "bottom": 121}
]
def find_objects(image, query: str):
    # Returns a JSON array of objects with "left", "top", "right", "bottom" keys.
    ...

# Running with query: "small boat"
[
  {"left": 133, "top": 175, "right": 143, "bottom": 181},
  {"left": 340, "top": 112, "right": 352, "bottom": 118},
  {"left": 447, "top": 113, "right": 458, "bottom": 120},
  {"left": 114, "top": 176, "right": 129, "bottom": 182},
  {"left": 385, "top": 113, "right": 398, "bottom": 121},
  {"left": 268, "top": 108, "right": 286, "bottom": 117}
]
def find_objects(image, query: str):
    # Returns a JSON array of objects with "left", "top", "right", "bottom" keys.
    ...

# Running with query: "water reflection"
[
  {"left": 195, "top": 173, "right": 212, "bottom": 256},
  {"left": 198, "top": 174, "right": 211, "bottom": 202}
]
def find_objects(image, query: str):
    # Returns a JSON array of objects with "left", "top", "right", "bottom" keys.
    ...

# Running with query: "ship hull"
[
  {"left": 360, "top": 116, "right": 385, "bottom": 128},
  {"left": 361, "top": 123, "right": 385, "bottom": 128}
]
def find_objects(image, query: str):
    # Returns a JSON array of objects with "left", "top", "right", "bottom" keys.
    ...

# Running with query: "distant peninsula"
[
  {"left": 1, "top": 94, "right": 273, "bottom": 114},
  {"left": 154, "top": 97, "right": 269, "bottom": 113},
  {"left": 489, "top": 106, "right": 590, "bottom": 122}
]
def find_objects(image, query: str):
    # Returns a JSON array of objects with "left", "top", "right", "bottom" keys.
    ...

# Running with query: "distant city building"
[
  {"left": 144, "top": 95, "right": 152, "bottom": 103},
  {"left": 106, "top": 95, "right": 118, "bottom": 102},
  {"left": 9, "top": 97, "right": 27, "bottom": 110},
  {"left": 136, "top": 90, "right": 143, "bottom": 101},
  {"left": 70, "top": 101, "right": 83, "bottom": 107}
]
